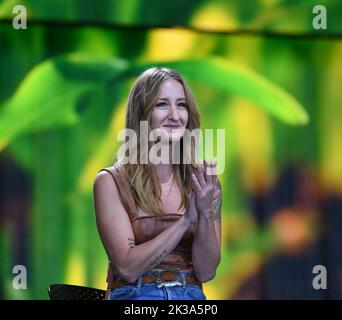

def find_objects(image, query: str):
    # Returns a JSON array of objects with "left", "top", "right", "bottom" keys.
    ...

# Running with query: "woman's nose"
[{"left": 168, "top": 104, "right": 180, "bottom": 120}]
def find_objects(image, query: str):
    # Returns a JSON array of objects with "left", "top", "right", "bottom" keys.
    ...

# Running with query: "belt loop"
[
  {"left": 136, "top": 274, "right": 142, "bottom": 290},
  {"left": 179, "top": 271, "right": 186, "bottom": 288}
]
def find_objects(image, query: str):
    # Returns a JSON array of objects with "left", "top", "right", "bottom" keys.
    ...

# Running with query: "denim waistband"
[{"left": 135, "top": 270, "right": 194, "bottom": 289}]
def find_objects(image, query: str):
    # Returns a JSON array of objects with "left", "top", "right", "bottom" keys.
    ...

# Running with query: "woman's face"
[{"left": 150, "top": 78, "right": 189, "bottom": 143}]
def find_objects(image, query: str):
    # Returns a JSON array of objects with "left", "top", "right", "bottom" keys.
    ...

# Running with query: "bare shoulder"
[
  {"left": 93, "top": 167, "right": 119, "bottom": 196},
  {"left": 93, "top": 167, "right": 130, "bottom": 222}
]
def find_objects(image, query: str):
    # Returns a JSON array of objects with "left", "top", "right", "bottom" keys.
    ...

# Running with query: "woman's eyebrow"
[
  {"left": 157, "top": 98, "right": 186, "bottom": 101},
  {"left": 158, "top": 98, "right": 186, "bottom": 102}
]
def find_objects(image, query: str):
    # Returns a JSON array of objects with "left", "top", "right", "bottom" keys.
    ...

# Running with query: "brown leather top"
[{"left": 98, "top": 163, "right": 198, "bottom": 276}]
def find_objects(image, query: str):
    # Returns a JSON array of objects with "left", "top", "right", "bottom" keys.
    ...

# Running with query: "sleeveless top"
[{"left": 98, "top": 164, "right": 198, "bottom": 283}]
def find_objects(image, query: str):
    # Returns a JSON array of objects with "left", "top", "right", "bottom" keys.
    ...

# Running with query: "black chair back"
[{"left": 48, "top": 284, "right": 106, "bottom": 300}]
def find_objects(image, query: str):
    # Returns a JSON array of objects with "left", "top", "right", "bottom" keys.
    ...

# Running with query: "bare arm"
[
  {"left": 191, "top": 162, "right": 222, "bottom": 282},
  {"left": 192, "top": 187, "right": 222, "bottom": 282},
  {"left": 93, "top": 171, "right": 193, "bottom": 283}
]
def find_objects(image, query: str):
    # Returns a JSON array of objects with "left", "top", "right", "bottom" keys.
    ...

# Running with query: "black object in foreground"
[{"left": 48, "top": 284, "right": 106, "bottom": 300}]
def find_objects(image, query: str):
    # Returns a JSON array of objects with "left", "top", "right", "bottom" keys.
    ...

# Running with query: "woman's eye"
[
  {"left": 178, "top": 103, "right": 187, "bottom": 109},
  {"left": 157, "top": 103, "right": 167, "bottom": 108}
]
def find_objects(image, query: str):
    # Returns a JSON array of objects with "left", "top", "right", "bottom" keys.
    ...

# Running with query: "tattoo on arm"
[
  {"left": 128, "top": 237, "right": 135, "bottom": 248},
  {"left": 212, "top": 196, "right": 222, "bottom": 222},
  {"left": 210, "top": 183, "right": 222, "bottom": 222},
  {"left": 147, "top": 249, "right": 168, "bottom": 270}
]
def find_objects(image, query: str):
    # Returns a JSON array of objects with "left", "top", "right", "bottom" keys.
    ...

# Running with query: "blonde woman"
[{"left": 93, "top": 67, "right": 222, "bottom": 300}]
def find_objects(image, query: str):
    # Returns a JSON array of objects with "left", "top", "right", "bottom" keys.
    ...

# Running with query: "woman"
[{"left": 93, "top": 67, "right": 222, "bottom": 300}]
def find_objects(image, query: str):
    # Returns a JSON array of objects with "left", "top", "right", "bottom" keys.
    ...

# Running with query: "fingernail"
[{"left": 211, "top": 160, "right": 216, "bottom": 166}]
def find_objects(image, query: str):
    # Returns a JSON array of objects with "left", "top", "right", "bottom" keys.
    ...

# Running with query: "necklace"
[
  {"left": 161, "top": 175, "right": 175, "bottom": 207},
  {"left": 165, "top": 178, "right": 174, "bottom": 205}
]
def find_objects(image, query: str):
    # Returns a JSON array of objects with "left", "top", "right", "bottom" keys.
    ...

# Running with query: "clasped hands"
[{"left": 185, "top": 159, "right": 221, "bottom": 224}]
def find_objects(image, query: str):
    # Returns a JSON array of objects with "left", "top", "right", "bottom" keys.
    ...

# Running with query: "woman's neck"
[
  {"left": 154, "top": 164, "right": 173, "bottom": 184},
  {"left": 152, "top": 143, "right": 175, "bottom": 184}
]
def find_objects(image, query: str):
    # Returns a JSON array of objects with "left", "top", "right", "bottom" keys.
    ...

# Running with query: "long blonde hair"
[{"left": 115, "top": 67, "right": 200, "bottom": 216}]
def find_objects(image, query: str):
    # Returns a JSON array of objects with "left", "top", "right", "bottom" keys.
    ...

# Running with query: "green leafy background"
[{"left": 0, "top": 0, "right": 341, "bottom": 299}]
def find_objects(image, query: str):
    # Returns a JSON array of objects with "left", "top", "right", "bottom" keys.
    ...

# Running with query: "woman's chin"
[{"left": 169, "top": 134, "right": 183, "bottom": 143}]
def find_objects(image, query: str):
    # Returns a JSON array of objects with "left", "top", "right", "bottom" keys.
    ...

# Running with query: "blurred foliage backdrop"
[{"left": 0, "top": 0, "right": 342, "bottom": 299}]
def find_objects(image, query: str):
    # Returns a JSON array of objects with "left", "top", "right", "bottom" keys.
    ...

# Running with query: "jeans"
[{"left": 108, "top": 270, "right": 207, "bottom": 300}]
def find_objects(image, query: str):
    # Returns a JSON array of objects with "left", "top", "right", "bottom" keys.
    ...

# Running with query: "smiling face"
[{"left": 150, "top": 78, "right": 189, "bottom": 143}]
